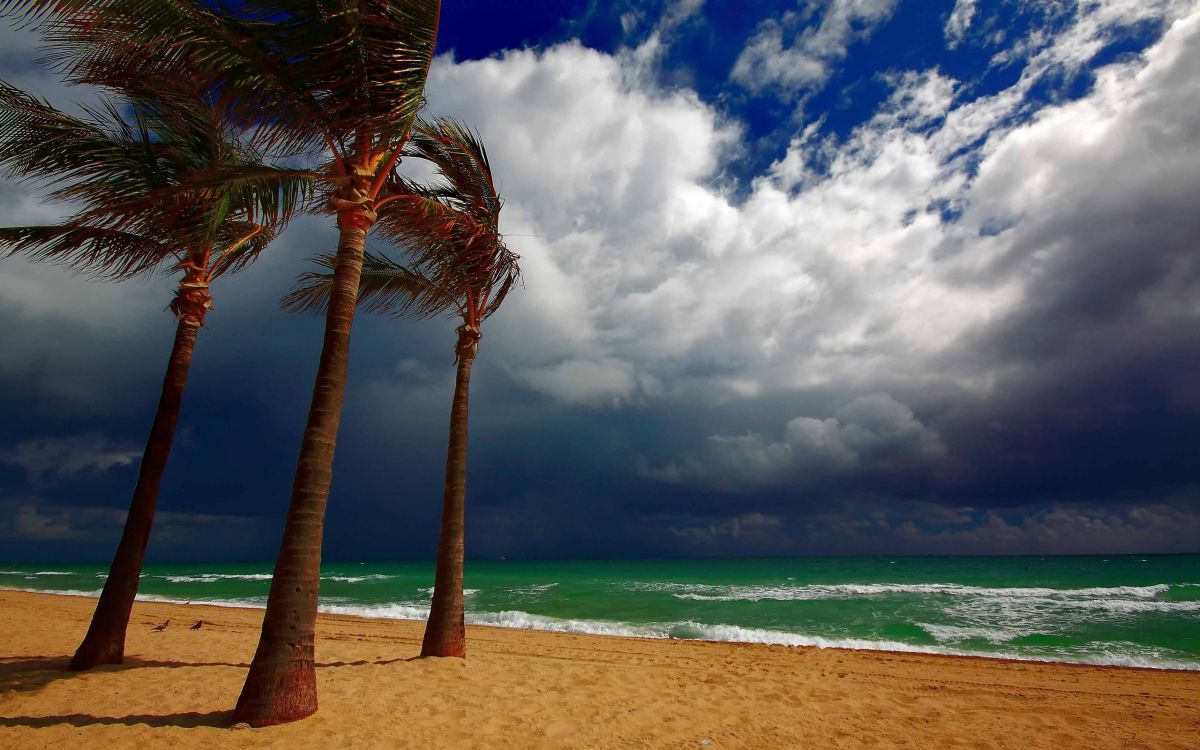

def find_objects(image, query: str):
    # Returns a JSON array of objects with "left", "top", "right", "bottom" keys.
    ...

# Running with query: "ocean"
[{"left": 3, "top": 555, "right": 1198, "bottom": 670}]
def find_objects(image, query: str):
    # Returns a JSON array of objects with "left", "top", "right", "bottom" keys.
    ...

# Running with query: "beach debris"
[
  {"left": 150, "top": 620, "right": 169, "bottom": 632},
  {"left": 700, "top": 740, "right": 713, "bottom": 745},
  {"left": 190, "top": 620, "right": 205, "bottom": 630}
]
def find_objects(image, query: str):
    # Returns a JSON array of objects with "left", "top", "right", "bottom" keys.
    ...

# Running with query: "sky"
[{"left": 1, "top": 0, "right": 1198, "bottom": 562}]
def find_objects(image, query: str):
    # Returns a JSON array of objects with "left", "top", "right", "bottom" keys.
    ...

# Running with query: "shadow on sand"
[
  {"left": 0, "top": 655, "right": 249, "bottom": 694},
  {"left": 316, "top": 657, "right": 414, "bottom": 667},
  {"left": 0, "top": 654, "right": 418, "bottom": 729},
  {"left": 0, "top": 710, "right": 232, "bottom": 729},
  {"left": 0, "top": 657, "right": 237, "bottom": 729}
]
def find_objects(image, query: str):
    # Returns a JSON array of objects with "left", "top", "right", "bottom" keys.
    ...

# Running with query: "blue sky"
[{"left": 1, "top": 0, "right": 1198, "bottom": 561}]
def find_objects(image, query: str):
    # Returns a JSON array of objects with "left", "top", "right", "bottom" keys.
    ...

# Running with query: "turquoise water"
[{"left": 3, "top": 555, "right": 1198, "bottom": 669}]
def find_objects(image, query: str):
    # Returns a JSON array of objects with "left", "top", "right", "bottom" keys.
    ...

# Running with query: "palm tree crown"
[
  {"left": 0, "top": 78, "right": 307, "bottom": 320},
  {"left": 5, "top": 0, "right": 439, "bottom": 152},
  {"left": 286, "top": 117, "right": 520, "bottom": 339}
]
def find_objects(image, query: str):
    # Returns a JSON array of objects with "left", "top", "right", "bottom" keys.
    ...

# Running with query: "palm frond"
[
  {"left": 355, "top": 250, "right": 461, "bottom": 320},
  {"left": 368, "top": 118, "right": 519, "bottom": 327},
  {"left": 0, "top": 223, "right": 174, "bottom": 280},
  {"left": 186, "top": 164, "right": 319, "bottom": 228},
  {"left": 280, "top": 253, "right": 339, "bottom": 314},
  {"left": 481, "top": 255, "right": 521, "bottom": 321},
  {"left": 207, "top": 220, "right": 275, "bottom": 280},
  {"left": 404, "top": 117, "right": 500, "bottom": 226},
  {"left": 282, "top": 250, "right": 460, "bottom": 320},
  {"left": 9, "top": 0, "right": 443, "bottom": 158},
  {"left": 284, "top": 114, "right": 522, "bottom": 328},
  {"left": 0, "top": 79, "right": 160, "bottom": 194},
  {"left": 0, "top": 75, "right": 300, "bottom": 281}
]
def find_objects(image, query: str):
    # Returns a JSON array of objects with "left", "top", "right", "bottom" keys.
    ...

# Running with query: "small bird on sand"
[
  {"left": 150, "top": 620, "right": 169, "bottom": 632},
  {"left": 190, "top": 620, "right": 205, "bottom": 630}
]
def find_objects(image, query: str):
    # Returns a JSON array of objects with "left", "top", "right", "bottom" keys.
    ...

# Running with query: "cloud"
[
  {"left": 667, "top": 511, "right": 785, "bottom": 546},
  {"left": 911, "top": 502, "right": 1200, "bottom": 554},
  {"left": 662, "top": 498, "right": 1200, "bottom": 555},
  {"left": 944, "top": 0, "right": 977, "bottom": 48},
  {"left": 661, "top": 0, "right": 706, "bottom": 31},
  {"left": 621, "top": 0, "right": 707, "bottom": 72},
  {"left": 413, "top": 5, "right": 1200, "bottom": 512},
  {"left": 516, "top": 357, "right": 638, "bottom": 407},
  {"left": 648, "top": 393, "right": 945, "bottom": 490},
  {"left": 730, "top": 0, "right": 900, "bottom": 98},
  {"left": 1, "top": 436, "right": 140, "bottom": 481},
  {"left": 0, "top": 500, "right": 100, "bottom": 540},
  {"left": 422, "top": 41, "right": 742, "bottom": 405},
  {"left": 0, "top": 497, "right": 275, "bottom": 559},
  {"left": 983, "top": 0, "right": 1193, "bottom": 75}
]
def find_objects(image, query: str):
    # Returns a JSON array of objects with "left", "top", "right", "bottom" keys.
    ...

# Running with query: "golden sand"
[{"left": 0, "top": 590, "right": 1196, "bottom": 748}]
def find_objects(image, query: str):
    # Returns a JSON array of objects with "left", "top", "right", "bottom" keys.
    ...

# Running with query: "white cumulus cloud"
[{"left": 731, "top": 0, "right": 900, "bottom": 97}]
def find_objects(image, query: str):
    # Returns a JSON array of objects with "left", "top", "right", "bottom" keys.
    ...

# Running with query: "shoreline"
[
  {"left": 4, "top": 585, "right": 1197, "bottom": 673},
  {"left": 2, "top": 590, "right": 1198, "bottom": 748}
]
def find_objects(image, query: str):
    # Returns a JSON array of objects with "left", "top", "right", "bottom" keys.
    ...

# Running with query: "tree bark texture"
[
  {"left": 233, "top": 217, "right": 368, "bottom": 727},
  {"left": 421, "top": 329, "right": 479, "bottom": 658},
  {"left": 69, "top": 317, "right": 201, "bottom": 671}
]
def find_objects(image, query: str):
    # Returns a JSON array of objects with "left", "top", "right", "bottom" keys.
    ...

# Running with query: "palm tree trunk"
[
  {"left": 233, "top": 216, "right": 369, "bottom": 727},
  {"left": 421, "top": 328, "right": 479, "bottom": 658},
  {"left": 69, "top": 316, "right": 201, "bottom": 671}
]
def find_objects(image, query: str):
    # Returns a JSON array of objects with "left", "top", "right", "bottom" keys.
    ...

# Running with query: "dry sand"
[{"left": 0, "top": 590, "right": 1196, "bottom": 749}]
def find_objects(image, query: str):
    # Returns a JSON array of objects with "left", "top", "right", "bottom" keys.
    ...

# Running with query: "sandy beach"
[{"left": 0, "top": 590, "right": 1196, "bottom": 748}]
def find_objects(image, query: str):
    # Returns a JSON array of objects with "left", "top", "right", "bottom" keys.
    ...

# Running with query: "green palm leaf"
[
  {"left": 288, "top": 118, "right": 520, "bottom": 328},
  {"left": 281, "top": 249, "right": 460, "bottom": 319},
  {"left": 0, "top": 76, "right": 306, "bottom": 278},
  {"left": 0, "top": 224, "right": 171, "bottom": 280},
  {"left": 6, "top": 0, "right": 442, "bottom": 159}
]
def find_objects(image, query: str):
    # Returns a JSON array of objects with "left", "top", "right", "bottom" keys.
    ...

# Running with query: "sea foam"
[
  {"left": 161, "top": 573, "right": 274, "bottom": 583},
  {"left": 663, "top": 582, "right": 1173, "bottom": 602},
  {"left": 324, "top": 574, "right": 395, "bottom": 583},
  {"left": 5, "top": 585, "right": 1197, "bottom": 671}
]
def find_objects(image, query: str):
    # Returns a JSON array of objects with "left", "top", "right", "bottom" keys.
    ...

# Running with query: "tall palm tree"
[
  {"left": 0, "top": 79, "right": 307, "bottom": 670},
  {"left": 2, "top": 0, "right": 443, "bottom": 723},
  {"left": 286, "top": 118, "right": 519, "bottom": 659}
]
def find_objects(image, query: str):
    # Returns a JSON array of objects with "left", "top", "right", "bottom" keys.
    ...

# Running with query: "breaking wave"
[
  {"left": 918, "top": 623, "right": 1037, "bottom": 644},
  {"left": 160, "top": 573, "right": 273, "bottom": 583},
  {"left": 302, "top": 603, "right": 1200, "bottom": 671},
  {"left": 661, "top": 582, "right": 1174, "bottom": 602},
  {"left": 324, "top": 574, "right": 395, "bottom": 583},
  {"left": 6, "top": 586, "right": 1197, "bottom": 671},
  {"left": 9, "top": 587, "right": 103, "bottom": 597},
  {"left": 418, "top": 587, "right": 481, "bottom": 597}
]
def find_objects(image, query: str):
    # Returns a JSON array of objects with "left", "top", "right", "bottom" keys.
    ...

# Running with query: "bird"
[
  {"left": 190, "top": 620, "right": 205, "bottom": 630},
  {"left": 150, "top": 620, "right": 169, "bottom": 632}
]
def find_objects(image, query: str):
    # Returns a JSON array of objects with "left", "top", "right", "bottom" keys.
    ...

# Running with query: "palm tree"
[
  {"left": 286, "top": 118, "right": 519, "bottom": 659},
  {"left": 2, "top": 0, "right": 443, "bottom": 723},
  {"left": 0, "top": 79, "right": 306, "bottom": 670}
]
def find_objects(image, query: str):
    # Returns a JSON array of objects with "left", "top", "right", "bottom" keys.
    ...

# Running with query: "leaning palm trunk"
[
  {"left": 421, "top": 325, "right": 480, "bottom": 658},
  {"left": 233, "top": 211, "right": 371, "bottom": 726},
  {"left": 70, "top": 280, "right": 210, "bottom": 670}
]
